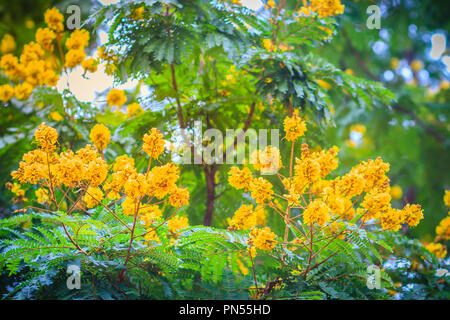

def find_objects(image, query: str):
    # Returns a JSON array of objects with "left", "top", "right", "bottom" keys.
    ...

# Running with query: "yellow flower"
[
  {"left": 228, "top": 166, "right": 253, "bottom": 191},
  {"left": 317, "top": 79, "right": 331, "bottom": 90},
  {"left": 303, "top": 199, "right": 331, "bottom": 227},
  {"left": 168, "top": 186, "right": 190, "bottom": 207},
  {"left": 251, "top": 146, "right": 283, "bottom": 174},
  {"left": 267, "top": 0, "right": 276, "bottom": 9},
  {"left": 167, "top": 215, "right": 189, "bottom": 234},
  {"left": 0, "top": 84, "right": 14, "bottom": 102},
  {"left": 35, "top": 188, "right": 49, "bottom": 204},
  {"left": 126, "top": 102, "right": 143, "bottom": 118},
  {"left": 82, "top": 58, "right": 98, "bottom": 73},
  {"left": 228, "top": 204, "right": 258, "bottom": 230},
  {"left": 49, "top": 111, "right": 63, "bottom": 121},
  {"left": 44, "top": 8, "right": 64, "bottom": 33},
  {"left": 294, "top": 156, "right": 321, "bottom": 185},
  {"left": 35, "top": 28, "right": 56, "bottom": 51},
  {"left": 309, "top": 0, "right": 345, "bottom": 18},
  {"left": 380, "top": 208, "right": 401, "bottom": 231},
  {"left": 444, "top": 190, "right": 450, "bottom": 208},
  {"left": 140, "top": 205, "right": 162, "bottom": 224},
  {"left": 436, "top": 216, "right": 450, "bottom": 241},
  {"left": 262, "top": 39, "right": 276, "bottom": 52},
  {"left": 249, "top": 177, "right": 274, "bottom": 204},
  {"left": 65, "top": 49, "right": 86, "bottom": 68},
  {"left": 34, "top": 122, "right": 58, "bottom": 152},
  {"left": 25, "top": 19, "right": 35, "bottom": 29},
  {"left": 131, "top": 6, "right": 145, "bottom": 20},
  {"left": 1, "top": 34, "right": 16, "bottom": 54},
  {"left": 20, "top": 42, "right": 44, "bottom": 66},
  {"left": 10, "top": 182, "right": 25, "bottom": 197},
  {"left": 25, "top": 60, "right": 46, "bottom": 86},
  {"left": 122, "top": 197, "right": 137, "bottom": 215},
  {"left": 390, "top": 185, "right": 403, "bottom": 200},
  {"left": 14, "top": 82, "right": 33, "bottom": 100},
  {"left": 83, "top": 187, "right": 104, "bottom": 209},
  {"left": 410, "top": 60, "right": 424, "bottom": 72},
  {"left": 350, "top": 124, "right": 366, "bottom": 134},
  {"left": 106, "top": 88, "right": 127, "bottom": 107},
  {"left": 247, "top": 227, "right": 277, "bottom": 251},
  {"left": 89, "top": 124, "right": 111, "bottom": 151},
  {"left": 390, "top": 57, "right": 400, "bottom": 69},
  {"left": 113, "top": 154, "right": 135, "bottom": 173},
  {"left": 237, "top": 258, "right": 249, "bottom": 275},
  {"left": 53, "top": 150, "right": 83, "bottom": 187},
  {"left": 142, "top": 128, "right": 165, "bottom": 159},
  {"left": 43, "top": 70, "right": 59, "bottom": 87},
  {"left": 283, "top": 110, "right": 306, "bottom": 141},
  {"left": 360, "top": 191, "right": 391, "bottom": 221},
  {"left": 425, "top": 242, "right": 447, "bottom": 259},
  {"left": 147, "top": 163, "right": 179, "bottom": 199},
  {"left": 400, "top": 204, "right": 423, "bottom": 227},
  {"left": 66, "top": 29, "right": 90, "bottom": 50}
]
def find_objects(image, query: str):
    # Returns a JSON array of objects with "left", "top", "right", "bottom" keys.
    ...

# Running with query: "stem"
[{"left": 203, "top": 164, "right": 217, "bottom": 226}]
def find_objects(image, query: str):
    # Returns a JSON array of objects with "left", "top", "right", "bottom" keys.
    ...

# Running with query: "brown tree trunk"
[{"left": 203, "top": 164, "right": 217, "bottom": 226}]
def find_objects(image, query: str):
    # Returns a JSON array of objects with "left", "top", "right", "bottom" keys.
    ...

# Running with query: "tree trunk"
[{"left": 203, "top": 164, "right": 217, "bottom": 226}]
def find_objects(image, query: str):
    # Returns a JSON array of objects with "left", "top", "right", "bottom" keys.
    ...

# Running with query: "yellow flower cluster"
[
  {"left": 251, "top": 146, "right": 283, "bottom": 174},
  {"left": 44, "top": 8, "right": 64, "bottom": 33},
  {"left": 1, "top": 34, "right": 16, "bottom": 54},
  {"left": 36, "top": 28, "right": 56, "bottom": 51},
  {"left": 229, "top": 114, "right": 424, "bottom": 257},
  {"left": 34, "top": 122, "right": 58, "bottom": 152},
  {"left": 143, "top": 128, "right": 166, "bottom": 159},
  {"left": 247, "top": 227, "right": 277, "bottom": 251},
  {"left": 97, "top": 46, "right": 118, "bottom": 75},
  {"left": 11, "top": 123, "right": 191, "bottom": 247},
  {"left": 425, "top": 192, "right": 450, "bottom": 258},
  {"left": 131, "top": 6, "right": 145, "bottom": 20},
  {"left": 126, "top": 102, "right": 143, "bottom": 118},
  {"left": 425, "top": 242, "right": 447, "bottom": 259},
  {"left": 35, "top": 188, "right": 49, "bottom": 204},
  {"left": 249, "top": 177, "right": 274, "bottom": 204},
  {"left": 6, "top": 182, "right": 27, "bottom": 203},
  {"left": 436, "top": 216, "right": 450, "bottom": 241},
  {"left": 82, "top": 57, "right": 98, "bottom": 73},
  {"left": 167, "top": 215, "right": 189, "bottom": 235},
  {"left": 89, "top": 124, "right": 111, "bottom": 152},
  {"left": 262, "top": 39, "right": 276, "bottom": 53},
  {"left": 83, "top": 187, "right": 104, "bottom": 209},
  {"left": 169, "top": 186, "right": 190, "bottom": 207},
  {"left": 0, "top": 8, "right": 94, "bottom": 104},
  {"left": 228, "top": 167, "right": 252, "bottom": 191},
  {"left": 228, "top": 204, "right": 266, "bottom": 230},
  {"left": 300, "top": 0, "right": 345, "bottom": 18},
  {"left": 106, "top": 88, "right": 127, "bottom": 107},
  {"left": 444, "top": 190, "right": 450, "bottom": 208},
  {"left": 64, "top": 29, "right": 91, "bottom": 69},
  {"left": 303, "top": 199, "right": 330, "bottom": 227},
  {"left": 12, "top": 124, "right": 108, "bottom": 191},
  {"left": 283, "top": 111, "right": 306, "bottom": 141}
]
